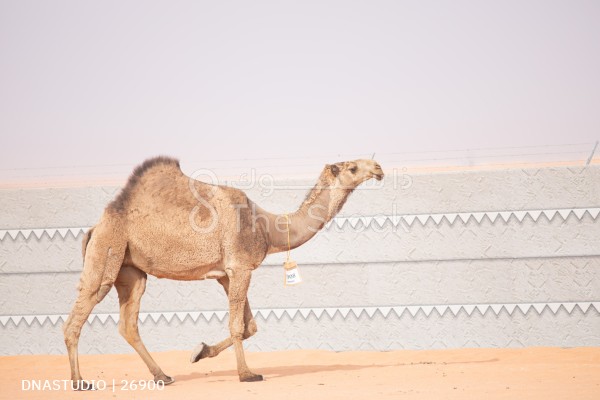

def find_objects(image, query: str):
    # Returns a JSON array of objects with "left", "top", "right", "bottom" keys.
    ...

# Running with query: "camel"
[{"left": 63, "top": 156, "right": 384, "bottom": 389}]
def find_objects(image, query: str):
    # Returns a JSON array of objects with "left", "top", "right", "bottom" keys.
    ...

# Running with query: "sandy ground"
[{"left": 1, "top": 347, "right": 599, "bottom": 400}]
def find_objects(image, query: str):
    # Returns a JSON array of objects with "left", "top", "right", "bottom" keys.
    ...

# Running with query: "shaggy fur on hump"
[{"left": 109, "top": 156, "right": 180, "bottom": 212}]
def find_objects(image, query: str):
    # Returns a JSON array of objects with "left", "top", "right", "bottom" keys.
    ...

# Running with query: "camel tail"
[
  {"left": 81, "top": 226, "right": 95, "bottom": 259},
  {"left": 76, "top": 226, "right": 95, "bottom": 293}
]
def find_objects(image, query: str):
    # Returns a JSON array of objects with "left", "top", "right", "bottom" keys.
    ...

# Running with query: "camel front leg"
[
  {"left": 226, "top": 268, "right": 262, "bottom": 382},
  {"left": 190, "top": 275, "right": 257, "bottom": 363}
]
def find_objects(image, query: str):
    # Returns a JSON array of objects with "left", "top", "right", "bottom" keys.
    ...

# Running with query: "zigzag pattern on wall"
[
  {"left": 2, "top": 301, "right": 598, "bottom": 328},
  {"left": 329, "top": 207, "right": 600, "bottom": 229},
  {"left": 1, "top": 207, "right": 599, "bottom": 241}
]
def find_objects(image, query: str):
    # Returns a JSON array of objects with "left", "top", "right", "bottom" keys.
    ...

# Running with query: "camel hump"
[{"left": 109, "top": 156, "right": 181, "bottom": 212}]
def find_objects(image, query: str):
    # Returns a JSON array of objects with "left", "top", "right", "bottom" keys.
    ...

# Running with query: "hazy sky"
[{"left": 1, "top": 1, "right": 599, "bottom": 181}]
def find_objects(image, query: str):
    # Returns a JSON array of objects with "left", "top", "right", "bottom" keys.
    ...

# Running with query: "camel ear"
[{"left": 328, "top": 164, "right": 340, "bottom": 177}]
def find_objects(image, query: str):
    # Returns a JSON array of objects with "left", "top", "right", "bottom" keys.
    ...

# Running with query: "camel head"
[{"left": 324, "top": 159, "right": 384, "bottom": 189}]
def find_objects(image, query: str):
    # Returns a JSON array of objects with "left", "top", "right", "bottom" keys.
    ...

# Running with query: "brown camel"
[{"left": 63, "top": 156, "right": 384, "bottom": 389}]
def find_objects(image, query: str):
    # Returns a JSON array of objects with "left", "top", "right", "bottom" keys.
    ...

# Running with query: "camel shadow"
[{"left": 175, "top": 358, "right": 499, "bottom": 383}]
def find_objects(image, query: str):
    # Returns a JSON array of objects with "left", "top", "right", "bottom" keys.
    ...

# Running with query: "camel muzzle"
[{"left": 372, "top": 163, "right": 384, "bottom": 181}]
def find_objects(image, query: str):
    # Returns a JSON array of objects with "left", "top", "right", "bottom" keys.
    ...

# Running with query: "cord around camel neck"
[{"left": 284, "top": 214, "right": 291, "bottom": 262}]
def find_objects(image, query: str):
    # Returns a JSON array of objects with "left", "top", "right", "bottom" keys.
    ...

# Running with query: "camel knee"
[
  {"left": 243, "top": 319, "right": 257, "bottom": 339},
  {"left": 63, "top": 321, "right": 81, "bottom": 348},
  {"left": 63, "top": 311, "right": 86, "bottom": 345},
  {"left": 229, "top": 322, "right": 245, "bottom": 341},
  {"left": 63, "top": 329, "right": 77, "bottom": 348}
]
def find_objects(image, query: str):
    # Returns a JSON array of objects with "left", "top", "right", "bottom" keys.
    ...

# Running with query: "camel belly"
[
  {"left": 147, "top": 265, "right": 226, "bottom": 281},
  {"left": 123, "top": 237, "right": 225, "bottom": 281},
  {"left": 124, "top": 253, "right": 226, "bottom": 281}
]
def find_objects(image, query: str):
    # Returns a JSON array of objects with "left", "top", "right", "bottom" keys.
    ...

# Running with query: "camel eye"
[{"left": 349, "top": 166, "right": 358, "bottom": 174}]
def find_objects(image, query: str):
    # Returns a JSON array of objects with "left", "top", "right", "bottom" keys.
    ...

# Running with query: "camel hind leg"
[
  {"left": 115, "top": 266, "right": 174, "bottom": 385},
  {"left": 63, "top": 219, "right": 126, "bottom": 390},
  {"left": 62, "top": 290, "right": 99, "bottom": 390}
]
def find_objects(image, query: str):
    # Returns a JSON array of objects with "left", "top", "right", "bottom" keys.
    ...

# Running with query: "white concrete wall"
[{"left": 1, "top": 165, "right": 599, "bottom": 355}]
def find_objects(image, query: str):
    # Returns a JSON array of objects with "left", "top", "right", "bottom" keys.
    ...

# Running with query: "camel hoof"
[
  {"left": 154, "top": 374, "right": 175, "bottom": 386},
  {"left": 72, "top": 380, "right": 95, "bottom": 391},
  {"left": 240, "top": 373, "right": 263, "bottom": 382},
  {"left": 190, "top": 342, "right": 210, "bottom": 363}
]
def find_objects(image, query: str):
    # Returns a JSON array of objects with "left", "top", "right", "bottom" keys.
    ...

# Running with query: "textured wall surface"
[{"left": 0, "top": 165, "right": 599, "bottom": 355}]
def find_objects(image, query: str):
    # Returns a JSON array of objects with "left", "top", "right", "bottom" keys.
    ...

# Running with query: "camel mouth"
[{"left": 373, "top": 173, "right": 384, "bottom": 181}]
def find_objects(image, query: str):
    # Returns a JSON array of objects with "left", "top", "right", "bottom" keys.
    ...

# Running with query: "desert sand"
[{"left": 1, "top": 347, "right": 599, "bottom": 400}]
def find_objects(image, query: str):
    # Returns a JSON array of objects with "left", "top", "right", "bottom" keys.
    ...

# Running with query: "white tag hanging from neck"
[
  {"left": 283, "top": 214, "right": 302, "bottom": 286},
  {"left": 284, "top": 260, "right": 302, "bottom": 286}
]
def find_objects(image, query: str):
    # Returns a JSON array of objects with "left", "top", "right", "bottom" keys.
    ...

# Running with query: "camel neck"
[{"left": 260, "top": 178, "right": 352, "bottom": 255}]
